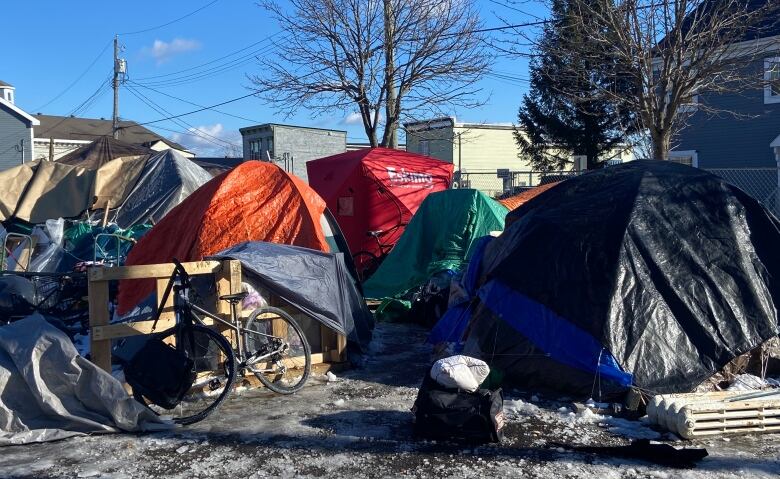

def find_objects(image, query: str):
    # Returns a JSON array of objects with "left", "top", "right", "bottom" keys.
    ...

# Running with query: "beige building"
[{"left": 404, "top": 117, "right": 633, "bottom": 197}]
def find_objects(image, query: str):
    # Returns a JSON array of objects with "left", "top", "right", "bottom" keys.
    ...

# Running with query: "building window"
[
  {"left": 665, "top": 90, "right": 698, "bottom": 113},
  {"left": 267, "top": 138, "right": 274, "bottom": 158},
  {"left": 419, "top": 139, "right": 430, "bottom": 156},
  {"left": 668, "top": 150, "right": 698, "bottom": 167},
  {"left": 765, "top": 58, "right": 780, "bottom": 104}
]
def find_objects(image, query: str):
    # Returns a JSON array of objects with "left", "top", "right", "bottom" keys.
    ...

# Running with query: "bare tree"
[
  {"left": 553, "top": 0, "right": 780, "bottom": 160},
  {"left": 251, "top": 0, "right": 491, "bottom": 147}
]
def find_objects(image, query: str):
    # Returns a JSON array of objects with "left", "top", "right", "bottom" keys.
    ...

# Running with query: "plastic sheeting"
[
  {"left": 0, "top": 315, "right": 168, "bottom": 445},
  {"left": 117, "top": 161, "right": 333, "bottom": 315},
  {"left": 463, "top": 161, "right": 780, "bottom": 397},
  {"left": 210, "top": 241, "right": 373, "bottom": 352},
  {"left": 114, "top": 149, "right": 212, "bottom": 228},
  {"left": 363, "top": 189, "right": 507, "bottom": 299}
]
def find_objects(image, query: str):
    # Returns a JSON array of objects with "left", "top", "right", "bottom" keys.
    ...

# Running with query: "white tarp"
[{"left": 0, "top": 315, "right": 169, "bottom": 445}]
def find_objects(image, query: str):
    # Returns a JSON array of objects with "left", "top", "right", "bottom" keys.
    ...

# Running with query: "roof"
[
  {"left": 58, "top": 136, "right": 153, "bottom": 168},
  {"left": 33, "top": 115, "right": 190, "bottom": 152},
  {"left": 0, "top": 97, "right": 39, "bottom": 127},
  {"left": 0, "top": 80, "right": 13, "bottom": 88},
  {"left": 239, "top": 123, "right": 347, "bottom": 135},
  {"left": 404, "top": 117, "right": 517, "bottom": 132},
  {"left": 191, "top": 157, "right": 244, "bottom": 176},
  {"left": 659, "top": 0, "right": 780, "bottom": 48}
]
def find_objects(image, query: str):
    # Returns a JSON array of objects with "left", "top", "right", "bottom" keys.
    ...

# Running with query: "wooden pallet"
[
  {"left": 88, "top": 260, "right": 347, "bottom": 381},
  {"left": 647, "top": 391, "right": 780, "bottom": 438}
]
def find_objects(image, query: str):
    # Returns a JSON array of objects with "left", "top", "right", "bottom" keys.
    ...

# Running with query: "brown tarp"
[
  {"left": 0, "top": 162, "right": 94, "bottom": 223},
  {"left": 0, "top": 156, "right": 150, "bottom": 223}
]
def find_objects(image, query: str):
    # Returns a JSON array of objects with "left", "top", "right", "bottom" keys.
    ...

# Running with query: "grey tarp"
[
  {"left": 113, "top": 149, "right": 212, "bottom": 228},
  {"left": 0, "top": 315, "right": 168, "bottom": 445},
  {"left": 211, "top": 241, "right": 374, "bottom": 352}
]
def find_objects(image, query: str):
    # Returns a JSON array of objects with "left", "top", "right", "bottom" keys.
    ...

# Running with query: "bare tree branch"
[{"left": 249, "top": 0, "right": 492, "bottom": 147}]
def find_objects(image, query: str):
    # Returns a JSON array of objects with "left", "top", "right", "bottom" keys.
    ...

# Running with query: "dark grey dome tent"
[{"left": 453, "top": 161, "right": 780, "bottom": 399}]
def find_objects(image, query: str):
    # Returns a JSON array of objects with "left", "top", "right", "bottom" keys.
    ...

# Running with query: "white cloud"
[
  {"left": 342, "top": 112, "right": 363, "bottom": 125},
  {"left": 169, "top": 123, "right": 242, "bottom": 156},
  {"left": 145, "top": 38, "right": 201, "bottom": 65}
]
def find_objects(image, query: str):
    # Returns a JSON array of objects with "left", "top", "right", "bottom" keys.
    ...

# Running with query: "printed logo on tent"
[{"left": 386, "top": 167, "right": 434, "bottom": 188}]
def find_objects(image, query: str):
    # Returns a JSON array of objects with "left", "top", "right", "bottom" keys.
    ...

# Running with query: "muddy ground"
[{"left": 1, "top": 322, "right": 778, "bottom": 478}]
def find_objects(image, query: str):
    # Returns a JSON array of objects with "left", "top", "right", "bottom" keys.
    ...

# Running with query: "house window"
[
  {"left": 419, "top": 139, "right": 430, "bottom": 156},
  {"left": 267, "top": 138, "right": 274, "bottom": 158},
  {"left": 765, "top": 58, "right": 780, "bottom": 104},
  {"left": 668, "top": 150, "right": 698, "bottom": 167}
]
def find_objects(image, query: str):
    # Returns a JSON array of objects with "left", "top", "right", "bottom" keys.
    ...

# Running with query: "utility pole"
[
  {"left": 112, "top": 35, "right": 123, "bottom": 139},
  {"left": 383, "top": 0, "right": 398, "bottom": 149}
]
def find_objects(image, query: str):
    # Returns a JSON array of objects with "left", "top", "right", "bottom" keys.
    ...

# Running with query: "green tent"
[{"left": 363, "top": 189, "right": 508, "bottom": 299}]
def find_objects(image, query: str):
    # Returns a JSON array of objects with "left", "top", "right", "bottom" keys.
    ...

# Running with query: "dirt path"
[{"left": 1, "top": 322, "right": 779, "bottom": 478}]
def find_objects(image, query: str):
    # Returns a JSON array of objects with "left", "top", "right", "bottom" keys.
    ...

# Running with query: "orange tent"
[
  {"left": 117, "top": 161, "right": 330, "bottom": 314},
  {"left": 498, "top": 182, "right": 561, "bottom": 211}
]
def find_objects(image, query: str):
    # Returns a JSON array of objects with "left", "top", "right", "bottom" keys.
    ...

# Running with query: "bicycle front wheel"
[
  {"left": 133, "top": 324, "right": 237, "bottom": 425},
  {"left": 243, "top": 307, "right": 311, "bottom": 394}
]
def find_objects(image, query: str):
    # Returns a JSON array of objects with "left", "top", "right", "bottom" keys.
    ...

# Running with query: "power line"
[
  {"left": 36, "top": 75, "right": 113, "bottom": 139},
  {"left": 119, "top": 0, "right": 221, "bottom": 36},
  {"left": 127, "top": 66, "right": 333, "bottom": 127},
  {"left": 134, "top": 42, "right": 277, "bottom": 88},
  {"left": 125, "top": 84, "right": 239, "bottom": 148},
  {"left": 127, "top": 90, "right": 261, "bottom": 127},
  {"left": 32, "top": 39, "right": 113, "bottom": 112},
  {"left": 133, "top": 34, "right": 281, "bottom": 81},
  {"left": 128, "top": 81, "right": 262, "bottom": 123}
]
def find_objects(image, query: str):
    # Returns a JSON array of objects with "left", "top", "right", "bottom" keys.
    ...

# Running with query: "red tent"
[{"left": 307, "top": 147, "right": 453, "bottom": 261}]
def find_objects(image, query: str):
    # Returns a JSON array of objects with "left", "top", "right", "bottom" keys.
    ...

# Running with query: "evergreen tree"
[{"left": 515, "top": 0, "right": 635, "bottom": 171}]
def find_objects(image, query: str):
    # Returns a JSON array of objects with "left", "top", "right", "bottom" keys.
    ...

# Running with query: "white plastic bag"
[{"left": 430, "top": 355, "right": 490, "bottom": 393}]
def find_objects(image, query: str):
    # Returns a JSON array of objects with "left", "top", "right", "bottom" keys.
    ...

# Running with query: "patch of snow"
[
  {"left": 728, "top": 374, "right": 780, "bottom": 391},
  {"left": 504, "top": 399, "right": 541, "bottom": 417},
  {"left": 326, "top": 371, "right": 338, "bottom": 382}
]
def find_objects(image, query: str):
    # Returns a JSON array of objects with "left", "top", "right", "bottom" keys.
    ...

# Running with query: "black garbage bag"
[
  {"left": 124, "top": 334, "right": 196, "bottom": 410},
  {"left": 412, "top": 373, "right": 504, "bottom": 443},
  {"left": 408, "top": 270, "right": 455, "bottom": 328}
]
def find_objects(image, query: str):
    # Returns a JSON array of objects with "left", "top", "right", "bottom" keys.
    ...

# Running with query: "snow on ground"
[{"left": 1, "top": 322, "right": 779, "bottom": 478}]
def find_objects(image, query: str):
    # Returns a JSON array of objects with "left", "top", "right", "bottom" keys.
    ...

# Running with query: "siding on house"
[
  {"left": 0, "top": 107, "right": 34, "bottom": 170},
  {"left": 675, "top": 54, "right": 780, "bottom": 168},
  {"left": 405, "top": 121, "right": 532, "bottom": 171}
]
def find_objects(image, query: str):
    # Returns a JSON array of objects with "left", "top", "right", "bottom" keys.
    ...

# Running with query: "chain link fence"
[
  {"left": 705, "top": 168, "right": 780, "bottom": 218},
  {"left": 458, "top": 167, "right": 780, "bottom": 218},
  {"left": 458, "top": 170, "right": 583, "bottom": 199}
]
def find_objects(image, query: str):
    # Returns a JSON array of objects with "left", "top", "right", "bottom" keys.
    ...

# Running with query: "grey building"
[
  {"left": 0, "top": 81, "right": 39, "bottom": 170},
  {"left": 672, "top": 9, "right": 780, "bottom": 168},
  {"left": 239, "top": 123, "right": 346, "bottom": 181}
]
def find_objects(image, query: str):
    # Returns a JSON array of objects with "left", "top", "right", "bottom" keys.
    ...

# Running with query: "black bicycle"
[
  {"left": 126, "top": 260, "right": 312, "bottom": 425},
  {"left": 352, "top": 222, "right": 407, "bottom": 282}
]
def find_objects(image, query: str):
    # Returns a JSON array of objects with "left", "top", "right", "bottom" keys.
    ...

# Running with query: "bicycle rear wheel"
[
  {"left": 243, "top": 307, "right": 311, "bottom": 394},
  {"left": 352, "top": 251, "right": 380, "bottom": 282},
  {"left": 133, "top": 324, "right": 236, "bottom": 425}
]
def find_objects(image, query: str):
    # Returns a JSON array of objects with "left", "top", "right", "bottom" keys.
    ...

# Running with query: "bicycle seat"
[{"left": 219, "top": 292, "right": 249, "bottom": 304}]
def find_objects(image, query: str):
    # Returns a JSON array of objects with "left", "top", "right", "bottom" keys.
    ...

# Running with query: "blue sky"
[{"left": 3, "top": 0, "right": 544, "bottom": 155}]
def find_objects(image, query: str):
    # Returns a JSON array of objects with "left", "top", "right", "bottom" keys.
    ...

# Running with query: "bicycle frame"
[
  {"left": 154, "top": 260, "right": 290, "bottom": 373},
  {"left": 185, "top": 301, "right": 281, "bottom": 369}
]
